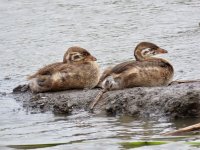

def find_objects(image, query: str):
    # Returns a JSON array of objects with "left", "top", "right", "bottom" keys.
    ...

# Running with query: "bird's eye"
[
  {"left": 72, "top": 54, "right": 84, "bottom": 61},
  {"left": 74, "top": 55, "right": 80, "bottom": 59}
]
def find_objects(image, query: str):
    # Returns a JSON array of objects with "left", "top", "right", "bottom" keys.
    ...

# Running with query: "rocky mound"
[{"left": 12, "top": 81, "right": 200, "bottom": 119}]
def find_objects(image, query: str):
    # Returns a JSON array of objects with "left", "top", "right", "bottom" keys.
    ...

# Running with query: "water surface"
[{"left": 0, "top": 0, "right": 200, "bottom": 149}]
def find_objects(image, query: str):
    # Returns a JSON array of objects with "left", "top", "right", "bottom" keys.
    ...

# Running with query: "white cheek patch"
[
  {"left": 72, "top": 54, "right": 83, "bottom": 61},
  {"left": 141, "top": 48, "right": 154, "bottom": 56},
  {"left": 66, "top": 52, "right": 83, "bottom": 61}
]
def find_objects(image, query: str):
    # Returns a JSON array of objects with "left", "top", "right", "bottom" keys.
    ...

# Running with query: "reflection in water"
[{"left": 0, "top": 0, "right": 200, "bottom": 149}]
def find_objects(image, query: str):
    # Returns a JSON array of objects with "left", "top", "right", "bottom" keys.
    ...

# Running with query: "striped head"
[
  {"left": 63, "top": 46, "right": 97, "bottom": 63},
  {"left": 134, "top": 42, "right": 168, "bottom": 61}
]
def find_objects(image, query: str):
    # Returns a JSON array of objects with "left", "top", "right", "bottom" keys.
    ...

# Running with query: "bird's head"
[
  {"left": 63, "top": 46, "right": 97, "bottom": 64},
  {"left": 134, "top": 42, "right": 168, "bottom": 61}
]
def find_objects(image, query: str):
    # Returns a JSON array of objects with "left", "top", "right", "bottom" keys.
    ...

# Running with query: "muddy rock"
[{"left": 12, "top": 81, "right": 200, "bottom": 119}]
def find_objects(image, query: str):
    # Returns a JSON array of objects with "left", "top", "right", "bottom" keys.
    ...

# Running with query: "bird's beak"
[
  {"left": 157, "top": 48, "right": 168, "bottom": 54},
  {"left": 86, "top": 55, "right": 97, "bottom": 61}
]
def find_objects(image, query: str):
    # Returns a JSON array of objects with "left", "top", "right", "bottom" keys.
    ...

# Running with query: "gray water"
[{"left": 0, "top": 0, "right": 200, "bottom": 149}]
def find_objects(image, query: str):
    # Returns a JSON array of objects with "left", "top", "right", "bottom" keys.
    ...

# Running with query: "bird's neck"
[{"left": 134, "top": 49, "right": 148, "bottom": 61}]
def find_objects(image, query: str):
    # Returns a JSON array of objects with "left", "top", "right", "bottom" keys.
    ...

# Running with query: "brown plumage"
[
  {"left": 89, "top": 42, "right": 174, "bottom": 110},
  {"left": 99, "top": 42, "right": 174, "bottom": 90},
  {"left": 28, "top": 46, "right": 100, "bottom": 93}
]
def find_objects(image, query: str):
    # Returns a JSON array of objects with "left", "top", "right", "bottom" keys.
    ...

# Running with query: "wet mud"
[{"left": 12, "top": 81, "right": 200, "bottom": 119}]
